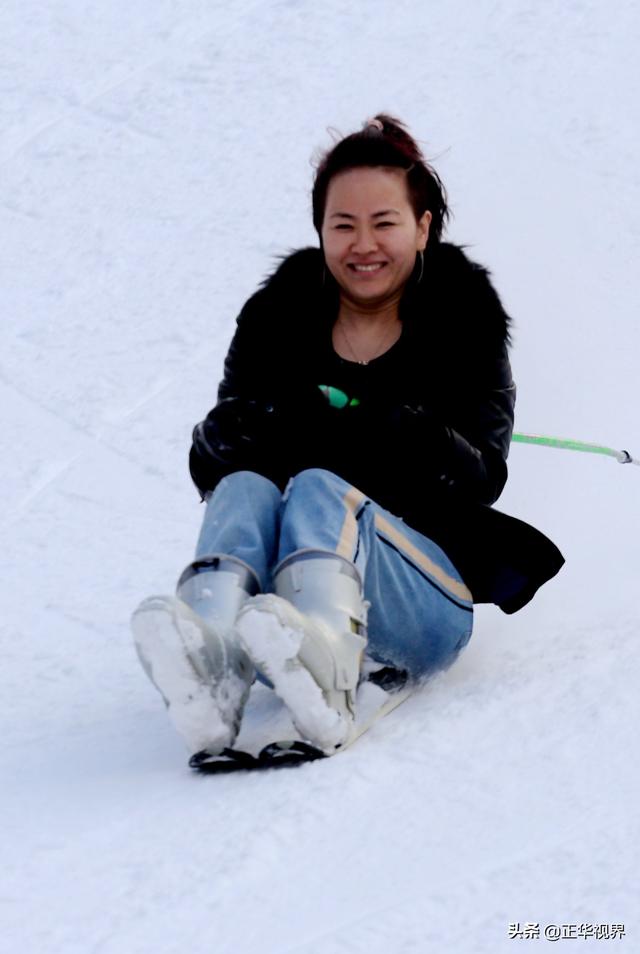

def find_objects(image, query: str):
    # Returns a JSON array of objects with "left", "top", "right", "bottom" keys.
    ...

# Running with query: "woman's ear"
[{"left": 417, "top": 210, "right": 432, "bottom": 250}]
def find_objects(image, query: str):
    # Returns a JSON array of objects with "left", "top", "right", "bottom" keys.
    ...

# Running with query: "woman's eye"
[
  {"left": 377, "top": 221, "right": 394, "bottom": 228},
  {"left": 335, "top": 224, "right": 353, "bottom": 230}
]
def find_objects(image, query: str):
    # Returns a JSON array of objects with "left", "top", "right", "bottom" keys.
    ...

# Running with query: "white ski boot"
[
  {"left": 236, "top": 551, "right": 368, "bottom": 754},
  {"left": 131, "top": 555, "right": 259, "bottom": 754}
]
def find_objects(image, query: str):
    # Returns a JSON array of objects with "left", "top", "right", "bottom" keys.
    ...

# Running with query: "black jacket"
[{"left": 191, "top": 243, "right": 564, "bottom": 612}]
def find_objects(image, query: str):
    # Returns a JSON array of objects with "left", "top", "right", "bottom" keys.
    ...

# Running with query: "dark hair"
[{"left": 312, "top": 114, "right": 450, "bottom": 242}]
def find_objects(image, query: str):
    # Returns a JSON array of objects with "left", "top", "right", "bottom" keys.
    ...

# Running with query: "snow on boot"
[
  {"left": 131, "top": 555, "right": 259, "bottom": 754},
  {"left": 236, "top": 551, "right": 368, "bottom": 754}
]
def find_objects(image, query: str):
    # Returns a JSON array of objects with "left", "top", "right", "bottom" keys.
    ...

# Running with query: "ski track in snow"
[{"left": 2, "top": 1, "right": 639, "bottom": 952}]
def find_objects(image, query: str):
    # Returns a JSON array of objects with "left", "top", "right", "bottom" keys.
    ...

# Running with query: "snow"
[
  {"left": 237, "top": 595, "right": 353, "bottom": 752},
  {"left": 2, "top": 0, "right": 639, "bottom": 951}
]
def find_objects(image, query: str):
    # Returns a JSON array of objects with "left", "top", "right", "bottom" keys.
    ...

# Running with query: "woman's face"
[{"left": 321, "top": 166, "right": 431, "bottom": 310}]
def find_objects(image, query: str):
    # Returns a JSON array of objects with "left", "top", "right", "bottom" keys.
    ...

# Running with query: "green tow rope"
[{"left": 512, "top": 433, "right": 639, "bottom": 466}]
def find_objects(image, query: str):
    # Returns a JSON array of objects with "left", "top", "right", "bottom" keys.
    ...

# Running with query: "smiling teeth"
[{"left": 353, "top": 264, "right": 383, "bottom": 271}]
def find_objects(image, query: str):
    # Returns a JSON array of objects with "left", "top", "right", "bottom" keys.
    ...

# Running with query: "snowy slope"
[{"left": 2, "top": 1, "right": 639, "bottom": 952}]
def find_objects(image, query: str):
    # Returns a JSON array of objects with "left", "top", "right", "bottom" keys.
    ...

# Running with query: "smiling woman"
[
  {"left": 323, "top": 167, "right": 430, "bottom": 363},
  {"left": 131, "top": 114, "right": 564, "bottom": 763}
]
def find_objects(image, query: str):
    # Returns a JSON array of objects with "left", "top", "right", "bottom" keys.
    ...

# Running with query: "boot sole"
[
  {"left": 236, "top": 595, "right": 352, "bottom": 754},
  {"left": 131, "top": 597, "right": 238, "bottom": 755}
]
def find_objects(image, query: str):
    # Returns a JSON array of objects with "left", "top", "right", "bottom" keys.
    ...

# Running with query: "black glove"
[
  {"left": 189, "top": 398, "right": 275, "bottom": 495},
  {"left": 387, "top": 403, "right": 452, "bottom": 463},
  {"left": 201, "top": 398, "right": 275, "bottom": 462},
  {"left": 331, "top": 392, "right": 450, "bottom": 463},
  {"left": 190, "top": 392, "right": 336, "bottom": 497}
]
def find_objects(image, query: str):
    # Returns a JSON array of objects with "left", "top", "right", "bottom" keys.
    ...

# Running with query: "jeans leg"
[
  {"left": 278, "top": 468, "right": 473, "bottom": 677},
  {"left": 277, "top": 469, "right": 370, "bottom": 576},
  {"left": 194, "top": 471, "right": 282, "bottom": 593}
]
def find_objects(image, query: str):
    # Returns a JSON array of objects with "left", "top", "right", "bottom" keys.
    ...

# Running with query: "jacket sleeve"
[
  {"left": 189, "top": 285, "right": 330, "bottom": 497},
  {"left": 439, "top": 343, "right": 515, "bottom": 504},
  {"left": 359, "top": 351, "right": 514, "bottom": 509},
  {"left": 189, "top": 291, "right": 273, "bottom": 498},
  {"left": 443, "top": 258, "right": 516, "bottom": 503},
  {"left": 216, "top": 289, "right": 273, "bottom": 402},
  {"left": 368, "top": 264, "right": 516, "bottom": 507}
]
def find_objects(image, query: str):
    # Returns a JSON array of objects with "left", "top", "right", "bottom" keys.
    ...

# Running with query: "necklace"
[{"left": 338, "top": 317, "right": 399, "bottom": 366}]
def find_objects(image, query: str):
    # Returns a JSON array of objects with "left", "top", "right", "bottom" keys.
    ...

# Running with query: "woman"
[{"left": 132, "top": 115, "right": 563, "bottom": 757}]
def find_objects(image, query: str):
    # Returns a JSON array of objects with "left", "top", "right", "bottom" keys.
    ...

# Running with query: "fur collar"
[{"left": 258, "top": 243, "right": 512, "bottom": 347}]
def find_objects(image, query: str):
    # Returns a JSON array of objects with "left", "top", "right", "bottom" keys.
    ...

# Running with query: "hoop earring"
[{"left": 416, "top": 250, "right": 424, "bottom": 284}]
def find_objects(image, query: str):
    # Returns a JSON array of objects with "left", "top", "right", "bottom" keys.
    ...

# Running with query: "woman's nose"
[{"left": 351, "top": 228, "right": 378, "bottom": 253}]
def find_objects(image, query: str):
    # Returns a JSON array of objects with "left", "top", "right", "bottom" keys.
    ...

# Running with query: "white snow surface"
[{"left": 2, "top": 1, "right": 639, "bottom": 951}]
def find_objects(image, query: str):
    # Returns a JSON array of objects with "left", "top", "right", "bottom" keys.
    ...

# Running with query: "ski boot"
[
  {"left": 236, "top": 550, "right": 368, "bottom": 754},
  {"left": 131, "top": 555, "right": 259, "bottom": 754}
]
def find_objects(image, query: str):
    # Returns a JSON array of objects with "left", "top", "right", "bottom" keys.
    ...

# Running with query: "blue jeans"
[{"left": 194, "top": 469, "right": 473, "bottom": 678}]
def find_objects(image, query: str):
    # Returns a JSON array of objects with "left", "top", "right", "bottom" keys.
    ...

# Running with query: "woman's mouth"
[{"left": 348, "top": 263, "right": 386, "bottom": 273}]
